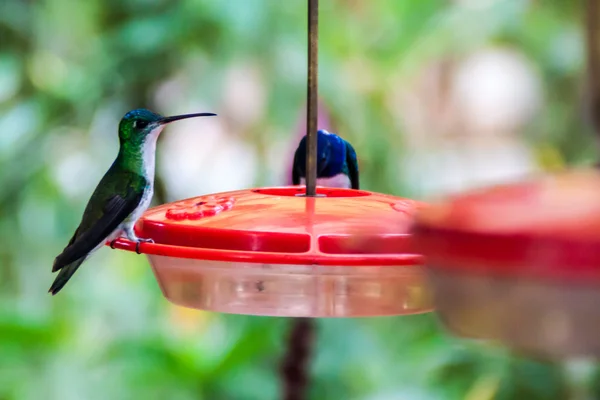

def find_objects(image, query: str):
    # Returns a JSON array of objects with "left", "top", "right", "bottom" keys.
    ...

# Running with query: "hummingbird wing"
[
  {"left": 344, "top": 141, "right": 360, "bottom": 190},
  {"left": 49, "top": 170, "right": 147, "bottom": 295},
  {"left": 52, "top": 170, "right": 147, "bottom": 272}
]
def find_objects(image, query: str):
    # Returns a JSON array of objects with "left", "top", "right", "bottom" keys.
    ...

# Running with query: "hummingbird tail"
[{"left": 48, "top": 257, "right": 85, "bottom": 295}]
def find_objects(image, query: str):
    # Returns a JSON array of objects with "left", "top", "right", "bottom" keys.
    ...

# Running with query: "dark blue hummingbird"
[{"left": 292, "top": 129, "right": 359, "bottom": 189}]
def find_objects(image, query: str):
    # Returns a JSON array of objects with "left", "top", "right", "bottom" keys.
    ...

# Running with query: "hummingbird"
[
  {"left": 49, "top": 108, "right": 216, "bottom": 295},
  {"left": 292, "top": 129, "right": 359, "bottom": 189}
]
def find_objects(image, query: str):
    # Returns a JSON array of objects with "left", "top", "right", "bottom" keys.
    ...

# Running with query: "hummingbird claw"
[
  {"left": 135, "top": 238, "right": 154, "bottom": 254},
  {"left": 109, "top": 239, "right": 118, "bottom": 249}
]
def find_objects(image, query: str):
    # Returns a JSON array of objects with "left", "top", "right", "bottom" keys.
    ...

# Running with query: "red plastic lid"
[
  {"left": 412, "top": 169, "right": 600, "bottom": 281},
  {"left": 110, "top": 186, "right": 425, "bottom": 266}
]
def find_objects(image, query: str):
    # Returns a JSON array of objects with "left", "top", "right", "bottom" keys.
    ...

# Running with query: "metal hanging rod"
[{"left": 305, "top": 0, "right": 319, "bottom": 197}]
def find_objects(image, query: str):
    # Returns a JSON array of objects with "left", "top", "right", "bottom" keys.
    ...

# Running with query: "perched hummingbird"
[
  {"left": 50, "top": 108, "right": 216, "bottom": 295},
  {"left": 292, "top": 129, "right": 359, "bottom": 189}
]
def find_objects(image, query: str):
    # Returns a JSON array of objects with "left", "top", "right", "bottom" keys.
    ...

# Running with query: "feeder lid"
[
  {"left": 412, "top": 169, "right": 600, "bottom": 281},
  {"left": 111, "top": 186, "right": 424, "bottom": 266}
]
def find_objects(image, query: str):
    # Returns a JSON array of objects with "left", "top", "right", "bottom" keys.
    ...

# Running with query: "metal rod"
[
  {"left": 305, "top": 0, "right": 319, "bottom": 196},
  {"left": 279, "top": 4, "right": 319, "bottom": 399}
]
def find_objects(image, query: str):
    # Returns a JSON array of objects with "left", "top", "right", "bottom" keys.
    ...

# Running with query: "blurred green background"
[{"left": 1, "top": 0, "right": 598, "bottom": 399}]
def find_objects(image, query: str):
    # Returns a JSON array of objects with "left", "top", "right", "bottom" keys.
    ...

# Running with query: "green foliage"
[{"left": 0, "top": 0, "right": 596, "bottom": 399}]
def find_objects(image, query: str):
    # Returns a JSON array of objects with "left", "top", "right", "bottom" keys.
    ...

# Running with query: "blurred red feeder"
[
  {"left": 412, "top": 169, "right": 600, "bottom": 358},
  {"left": 109, "top": 186, "right": 431, "bottom": 317}
]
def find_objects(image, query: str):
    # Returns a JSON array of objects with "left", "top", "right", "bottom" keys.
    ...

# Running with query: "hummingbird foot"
[
  {"left": 135, "top": 238, "right": 154, "bottom": 254},
  {"left": 109, "top": 239, "right": 118, "bottom": 249},
  {"left": 123, "top": 226, "right": 154, "bottom": 254}
]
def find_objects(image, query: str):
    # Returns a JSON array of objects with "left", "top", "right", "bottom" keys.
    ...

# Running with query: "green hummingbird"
[{"left": 50, "top": 108, "right": 216, "bottom": 295}]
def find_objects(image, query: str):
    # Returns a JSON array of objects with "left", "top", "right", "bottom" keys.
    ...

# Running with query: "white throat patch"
[
  {"left": 140, "top": 125, "right": 165, "bottom": 181},
  {"left": 300, "top": 173, "right": 351, "bottom": 189}
]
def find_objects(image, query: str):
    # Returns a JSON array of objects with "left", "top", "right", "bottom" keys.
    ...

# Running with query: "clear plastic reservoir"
[{"left": 149, "top": 257, "right": 431, "bottom": 317}]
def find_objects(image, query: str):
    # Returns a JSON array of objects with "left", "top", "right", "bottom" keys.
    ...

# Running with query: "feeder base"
[
  {"left": 148, "top": 255, "right": 433, "bottom": 317},
  {"left": 429, "top": 267, "right": 600, "bottom": 358}
]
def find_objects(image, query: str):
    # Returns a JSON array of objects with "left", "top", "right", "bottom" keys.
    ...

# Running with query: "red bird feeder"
[
  {"left": 110, "top": 187, "right": 431, "bottom": 317},
  {"left": 108, "top": 0, "right": 431, "bottom": 318},
  {"left": 412, "top": 169, "right": 600, "bottom": 358}
]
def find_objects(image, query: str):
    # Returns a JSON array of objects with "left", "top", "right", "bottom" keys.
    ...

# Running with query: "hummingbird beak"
[{"left": 159, "top": 112, "right": 217, "bottom": 125}]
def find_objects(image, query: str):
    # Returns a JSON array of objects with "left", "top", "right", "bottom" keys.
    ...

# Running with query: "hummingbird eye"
[{"left": 134, "top": 120, "right": 149, "bottom": 130}]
